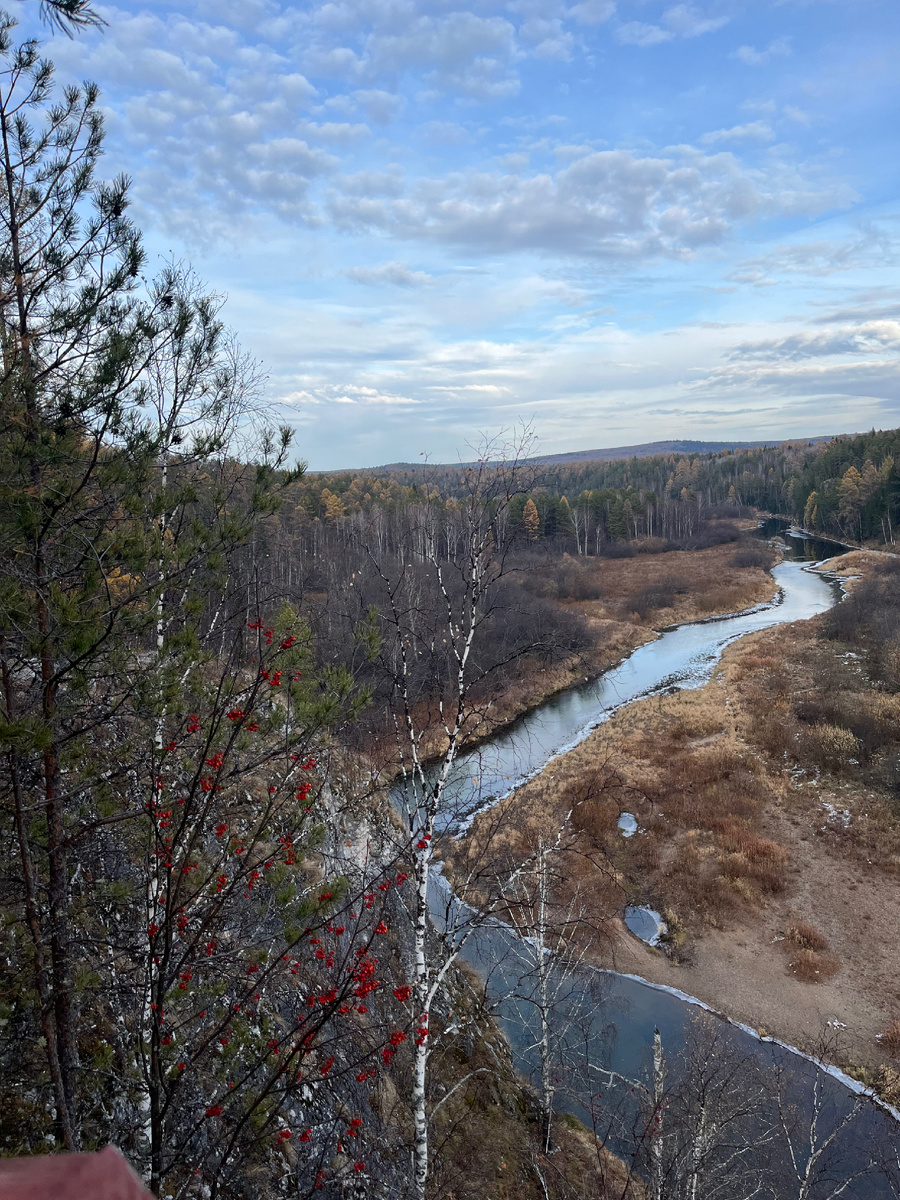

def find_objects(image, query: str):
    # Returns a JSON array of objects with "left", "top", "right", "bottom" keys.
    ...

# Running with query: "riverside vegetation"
[{"left": 470, "top": 547, "right": 900, "bottom": 1112}]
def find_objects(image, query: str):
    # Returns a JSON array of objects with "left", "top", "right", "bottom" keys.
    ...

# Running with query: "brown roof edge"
[{"left": 0, "top": 1145, "right": 154, "bottom": 1199}]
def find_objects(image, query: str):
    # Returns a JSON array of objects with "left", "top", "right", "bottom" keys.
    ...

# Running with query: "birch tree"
[
  {"left": 496, "top": 833, "right": 612, "bottom": 1154},
  {"left": 768, "top": 1038, "right": 886, "bottom": 1200},
  {"left": 355, "top": 430, "right": 553, "bottom": 1198}
]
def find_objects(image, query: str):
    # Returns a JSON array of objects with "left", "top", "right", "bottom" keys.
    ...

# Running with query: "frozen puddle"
[
  {"left": 617, "top": 812, "right": 638, "bottom": 837},
  {"left": 624, "top": 905, "right": 667, "bottom": 947}
]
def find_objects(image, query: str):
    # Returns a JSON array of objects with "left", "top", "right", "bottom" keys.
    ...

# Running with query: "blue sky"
[{"left": 11, "top": 0, "right": 900, "bottom": 468}]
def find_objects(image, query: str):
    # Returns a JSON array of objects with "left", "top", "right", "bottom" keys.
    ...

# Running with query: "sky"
[{"left": 9, "top": 0, "right": 900, "bottom": 468}]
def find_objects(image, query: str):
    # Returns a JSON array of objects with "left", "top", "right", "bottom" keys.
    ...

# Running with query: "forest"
[{"left": 300, "top": 427, "right": 900, "bottom": 553}]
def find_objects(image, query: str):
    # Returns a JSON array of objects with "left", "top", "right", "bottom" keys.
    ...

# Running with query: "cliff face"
[{"left": 296, "top": 787, "right": 638, "bottom": 1200}]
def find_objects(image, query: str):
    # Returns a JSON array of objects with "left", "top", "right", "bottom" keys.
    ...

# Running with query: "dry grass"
[
  {"left": 787, "top": 948, "right": 841, "bottom": 984},
  {"left": 441, "top": 767, "right": 628, "bottom": 950},
  {"left": 723, "top": 619, "right": 900, "bottom": 873},
  {"left": 573, "top": 540, "right": 776, "bottom": 628},
  {"left": 880, "top": 1019, "right": 900, "bottom": 1058},
  {"left": 784, "top": 921, "right": 829, "bottom": 952},
  {"left": 801, "top": 723, "right": 859, "bottom": 772},
  {"left": 459, "top": 673, "right": 794, "bottom": 942}
]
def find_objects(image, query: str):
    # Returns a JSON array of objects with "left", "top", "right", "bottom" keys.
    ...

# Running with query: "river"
[
  {"left": 409, "top": 531, "right": 900, "bottom": 1197},
  {"left": 433, "top": 554, "right": 838, "bottom": 829}
]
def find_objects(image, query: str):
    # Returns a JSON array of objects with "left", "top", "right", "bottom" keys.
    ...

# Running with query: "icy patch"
[
  {"left": 617, "top": 812, "right": 638, "bottom": 838},
  {"left": 587, "top": 966, "right": 900, "bottom": 1124},
  {"left": 624, "top": 905, "right": 667, "bottom": 947},
  {"left": 822, "top": 802, "right": 851, "bottom": 829}
]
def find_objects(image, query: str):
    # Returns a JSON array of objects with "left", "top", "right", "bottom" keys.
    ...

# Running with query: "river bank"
[
  {"left": 457, "top": 548, "right": 900, "bottom": 1102},
  {"left": 403, "top": 534, "right": 778, "bottom": 767},
  {"left": 760, "top": 514, "right": 900, "bottom": 557}
]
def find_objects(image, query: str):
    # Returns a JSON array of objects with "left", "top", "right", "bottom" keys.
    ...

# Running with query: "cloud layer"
[{"left": 10, "top": 0, "right": 898, "bottom": 467}]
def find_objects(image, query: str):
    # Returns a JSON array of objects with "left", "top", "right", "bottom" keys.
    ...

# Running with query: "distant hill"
[{"left": 373, "top": 436, "right": 832, "bottom": 472}]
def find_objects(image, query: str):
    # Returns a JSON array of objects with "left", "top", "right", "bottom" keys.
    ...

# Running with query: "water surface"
[{"left": 432, "top": 559, "right": 837, "bottom": 830}]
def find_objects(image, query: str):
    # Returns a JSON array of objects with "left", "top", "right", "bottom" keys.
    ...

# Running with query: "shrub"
[
  {"left": 880, "top": 1019, "right": 900, "bottom": 1058},
  {"left": 785, "top": 921, "right": 829, "bottom": 952},
  {"left": 731, "top": 543, "right": 775, "bottom": 569},
  {"left": 633, "top": 584, "right": 675, "bottom": 618},
  {"left": 682, "top": 521, "right": 741, "bottom": 549},
  {"left": 800, "top": 723, "right": 858, "bottom": 771},
  {"left": 876, "top": 1066, "right": 900, "bottom": 1105},
  {"left": 602, "top": 541, "right": 634, "bottom": 559},
  {"left": 555, "top": 565, "right": 605, "bottom": 601},
  {"left": 720, "top": 852, "right": 787, "bottom": 896},
  {"left": 754, "top": 713, "right": 796, "bottom": 758},
  {"left": 871, "top": 749, "right": 900, "bottom": 802},
  {"left": 787, "top": 949, "right": 840, "bottom": 983},
  {"left": 881, "top": 639, "right": 900, "bottom": 693},
  {"left": 633, "top": 537, "right": 671, "bottom": 555},
  {"left": 821, "top": 560, "right": 900, "bottom": 691},
  {"left": 796, "top": 692, "right": 899, "bottom": 764}
]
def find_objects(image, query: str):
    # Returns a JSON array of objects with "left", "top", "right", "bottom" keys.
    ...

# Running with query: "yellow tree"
[
  {"left": 321, "top": 487, "right": 346, "bottom": 524},
  {"left": 803, "top": 490, "right": 819, "bottom": 530},
  {"left": 837, "top": 466, "right": 862, "bottom": 538},
  {"left": 523, "top": 497, "right": 540, "bottom": 540}
]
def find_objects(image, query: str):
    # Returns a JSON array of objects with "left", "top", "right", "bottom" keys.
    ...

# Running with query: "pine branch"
[{"left": 38, "top": 0, "right": 105, "bottom": 36}]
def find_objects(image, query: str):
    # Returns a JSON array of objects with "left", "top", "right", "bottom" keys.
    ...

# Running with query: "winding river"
[
  {"left": 434, "top": 555, "right": 837, "bottom": 826},
  {"left": 409, "top": 533, "right": 900, "bottom": 1196}
]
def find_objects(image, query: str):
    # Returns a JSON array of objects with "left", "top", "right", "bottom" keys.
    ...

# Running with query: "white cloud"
[
  {"left": 742, "top": 98, "right": 777, "bottom": 116},
  {"left": 662, "top": 5, "right": 730, "bottom": 37},
  {"left": 814, "top": 299, "right": 900, "bottom": 325},
  {"left": 700, "top": 121, "right": 775, "bottom": 145},
  {"left": 615, "top": 20, "right": 673, "bottom": 46},
  {"left": 691, "top": 357, "right": 900, "bottom": 400},
  {"left": 728, "top": 321, "right": 900, "bottom": 361},
  {"left": 568, "top": 0, "right": 616, "bottom": 25},
  {"left": 337, "top": 169, "right": 405, "bottom": 197},
  {"left": 615, "top": 5, "right": 728, "bottom": 46},
  {"left": 734, "top": 37, "right": 792, "bottom": 66},
  {"left": 299, "top": 120, "right": 371, "bottom": 143},
  {"left": 326, "top": 147, "right": 853, "bottom": 259},
  {"left": 12, "top": 0, "right": 888, "bottom": 468},
  {"left": 729, "top": 228, "right": 897, "bottom": 283},
  {"left": 346, "top": 261, "right": 433, "bottom": 286},
  {"left": 353, "top": 88, "right": 404, "bottom": 124},
  {"left": 242, "top": 282, "right": 900, "bottom": 468},
  {"left": 783, "top": 105, "right": 811, "bottom": 125},
  {"left": 520, "top": 18, "right": 575, "bottom": 60},
  {"left": 356, "top": 12, "right": 522, "bottom": 99},
  {"left": 289, "top": 383, "right": 421, "bottom": 406}
]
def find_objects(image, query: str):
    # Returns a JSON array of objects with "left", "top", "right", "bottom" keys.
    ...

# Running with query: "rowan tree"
[{"left": 0, "top": 19, "right": 415, "bottom": 1195}]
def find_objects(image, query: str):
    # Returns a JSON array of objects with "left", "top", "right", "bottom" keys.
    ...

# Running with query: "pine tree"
[
  {"left": 0, "top": 23, "right": 399, "bottom": 1187},
  {"left": 33, "top": 0, "right": 104, "bottom": 34}
]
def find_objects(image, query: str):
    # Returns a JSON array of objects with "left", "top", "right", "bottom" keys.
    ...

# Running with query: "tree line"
[{"left": 340, "top": 430, "right": 900, "bottom": 549}]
